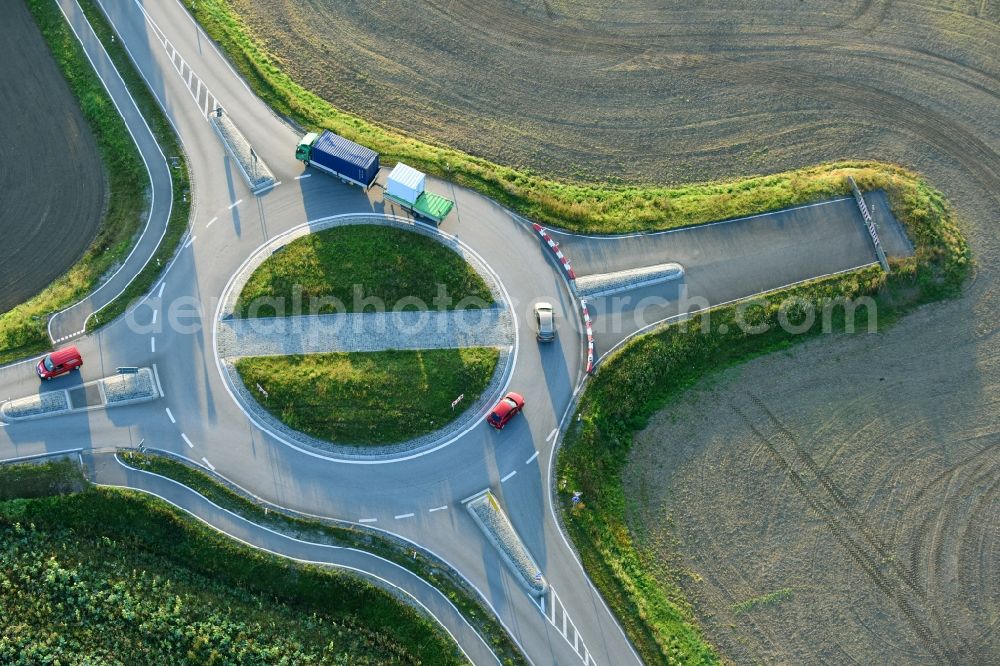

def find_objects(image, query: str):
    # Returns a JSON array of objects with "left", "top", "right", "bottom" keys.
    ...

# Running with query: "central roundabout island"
[{"left": 213, "top": 215, "right": 516, "bottom": 459}]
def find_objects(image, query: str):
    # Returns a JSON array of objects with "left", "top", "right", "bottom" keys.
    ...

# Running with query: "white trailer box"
[{"left": 386, "top": 163, "right": 425, "bottom": 205}]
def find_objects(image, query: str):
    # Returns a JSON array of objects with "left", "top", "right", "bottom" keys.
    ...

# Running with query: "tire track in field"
[
  {"left": 732, "top": 394, "right": 957, "bottom": 664},
  {"left": 704, "top": 56, "right": 1000, "bottom": 197},
  {"left": 899, "top": 439, "right": 1000, "bottom": 659}
]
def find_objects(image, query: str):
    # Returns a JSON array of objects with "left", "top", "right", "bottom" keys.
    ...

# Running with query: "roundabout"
[{"left": 212, "top": 213, "right": 520, "bottom": 460}]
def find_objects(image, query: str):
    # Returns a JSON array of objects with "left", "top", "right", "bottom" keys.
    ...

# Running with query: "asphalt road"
[{"left": 0, "top": 0, "right": 909, "bottom": 663}]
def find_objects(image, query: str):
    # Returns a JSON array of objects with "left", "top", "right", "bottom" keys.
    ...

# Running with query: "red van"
[{"left": 36, "top": 346, "right": 83, "bottom": 380}]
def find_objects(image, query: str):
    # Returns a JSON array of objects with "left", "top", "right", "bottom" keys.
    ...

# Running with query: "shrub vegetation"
[{"left": 0, "top": 471, "right": 463, "bottom": 664}]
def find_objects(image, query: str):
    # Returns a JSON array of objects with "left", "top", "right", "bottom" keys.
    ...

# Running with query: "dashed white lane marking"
[
  {"left": 429, "top": 505, "right": 448, "bottom": 513},
  {"left": 294, "top": 173, "right": 311, "bottom": 180},
  {"left": 227, "top": 199, "right": 243, "bottom": 210},
  {"left": 358, "top": 518, "right": 378, "bottom": 523},
  {"left": 151, "top": 310, "right": 157, "bottom": 325},
  {"left": 501, "top": 470, "right": 517, "bottom": 483},
  {"left": 255, "top": 180, "right": 281, "bottom": 195},
  {"left": 165, "top": 407, "right": 176, "bottom": 424},
  {"left": 157, "top": 281, "right": 166, "bottom": 298},
  {"left": 394, "top": 512, "right": 415, "bottom": 520},
  {"left": 206, "top": 216, "right": 218, "bottom": 228},
  {"left": 546, "top": 428, "right": 558, "bottom": 442},
  {"left": 184, "top": 235, "right": 196, "bottom": 249},
  {"left": 181, "top": 433, "right": 193, "bottom": 448},
  {"left": 526, "top": 451, "right": 540, "bottom": 465},
  {"left": 150, "top": 337, "right": 156, "bottom": 353},
  {"left": 201, "top": 457, "right": 215, "bottom": 471}
]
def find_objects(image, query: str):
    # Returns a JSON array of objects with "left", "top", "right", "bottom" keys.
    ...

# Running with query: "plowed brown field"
[
  {"left": 229, "top": 1, "right": 1000, "bottom": 663},
  {"left": 0, "top": 0, "right": 104, "bottom": 313}
]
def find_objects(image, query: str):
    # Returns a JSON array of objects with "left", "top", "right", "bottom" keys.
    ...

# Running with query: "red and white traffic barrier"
[
  {"left": 532, "top": 223, "right": 576, "bottom": 281},
  {"left": 580, "top": 299, "right": 595, "bottom": 374}
]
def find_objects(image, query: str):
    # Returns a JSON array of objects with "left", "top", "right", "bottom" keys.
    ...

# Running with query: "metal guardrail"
[{"left": 847, "top": 176, "right": 890, "bottom": 273}]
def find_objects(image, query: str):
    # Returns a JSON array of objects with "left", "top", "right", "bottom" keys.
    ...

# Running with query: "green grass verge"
[
  {"left": 555, "top": 173, "right": 969, "bottom": 664},
  {"left": 236, "top": 225, "right": 493, "bottom": 317},
  {"left": 0, "top": 0, "right": 191, "bottom": 365},
  {"left": 0, "top": 483, "right": 461, "bottom": 664},
  {"left": 235, "top": 347, "right": 500, "bottom": 445},
  {"left": 185, "top": 0, "right": 926, "bottom": 236},
  {"left": 77, "top": 0, "right": 191, "bottom": 332},
  {"left": 120, "top": 451, "right": 528, "bottom": 665},
  {"left": 0, "top": 459, "right": 87, "bottom": 501},
  {"left": 0, "top": 0, "right": 149, "bottom": 365}
]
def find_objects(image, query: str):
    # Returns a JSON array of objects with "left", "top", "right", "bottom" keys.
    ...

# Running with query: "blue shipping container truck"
[{"left": 295, "top": 130, "right": 379, "bottom": 189}]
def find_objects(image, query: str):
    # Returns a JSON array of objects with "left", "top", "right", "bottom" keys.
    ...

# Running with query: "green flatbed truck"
[
  {"left": 383, "top": 191, "right": 454, "bottom": 224},
  {"left": 385, "top": 162, "right": 454, "bottom": 224}
]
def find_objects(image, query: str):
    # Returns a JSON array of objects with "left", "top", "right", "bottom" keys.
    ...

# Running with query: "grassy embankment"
[
  {"left": 186, "top": 0, "right": 919, "bottom": 236},
  {"left": 120, "top": 451, "right": 529, "bottom": 665},
  {"left": 236, "top": 348, "right": 499, "bottom": 444},
  {"left": 555, "top": 174, "right": 969, "bottom": 664},
  {"left": 0, "top": 1, "right": 190, "bottom": 366},
  {"left": 0, "top": 460, "right": 465, "bottom": 664},
  {"left": 235, "top": 225, "right": 493, "bottom": 317}
]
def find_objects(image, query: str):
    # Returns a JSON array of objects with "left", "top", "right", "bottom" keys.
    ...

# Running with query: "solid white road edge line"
[
  {"left": 48, "top": 0, "right": 173, "bottom": 342},
  {"left": 0, "top": 448, "right": 83, "bottom": 464},
  {"left": 152, "top": 363, "right": 164, "bottom": 397},
  {"left": 181, "top": 433, "right": 193, "bottom": 448},
  {"left": 103, "top": 460, "right": 496, "bottom": 666},
  {"left": 546, "top": 381, "right": 644, "bottom": 665},
  {"left": 545, "top": 195, "right": 855, "bottom": 239},
  {"left": 131, "top": 447, "right": 533, "bottom": 665},
  {"left": 595, "top": 261, "right": 880, "bottom": 368},
  {"left": 165, "top": 407, "right": 175, "bottom": 424}
]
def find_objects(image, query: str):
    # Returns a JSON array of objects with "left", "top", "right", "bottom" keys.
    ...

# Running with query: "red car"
[
  {"left": 488, "top": 392, "right": 525, "bottom": 430},
  {"left": 36, "top": 346, "right": 83, "bottom": 380}
]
